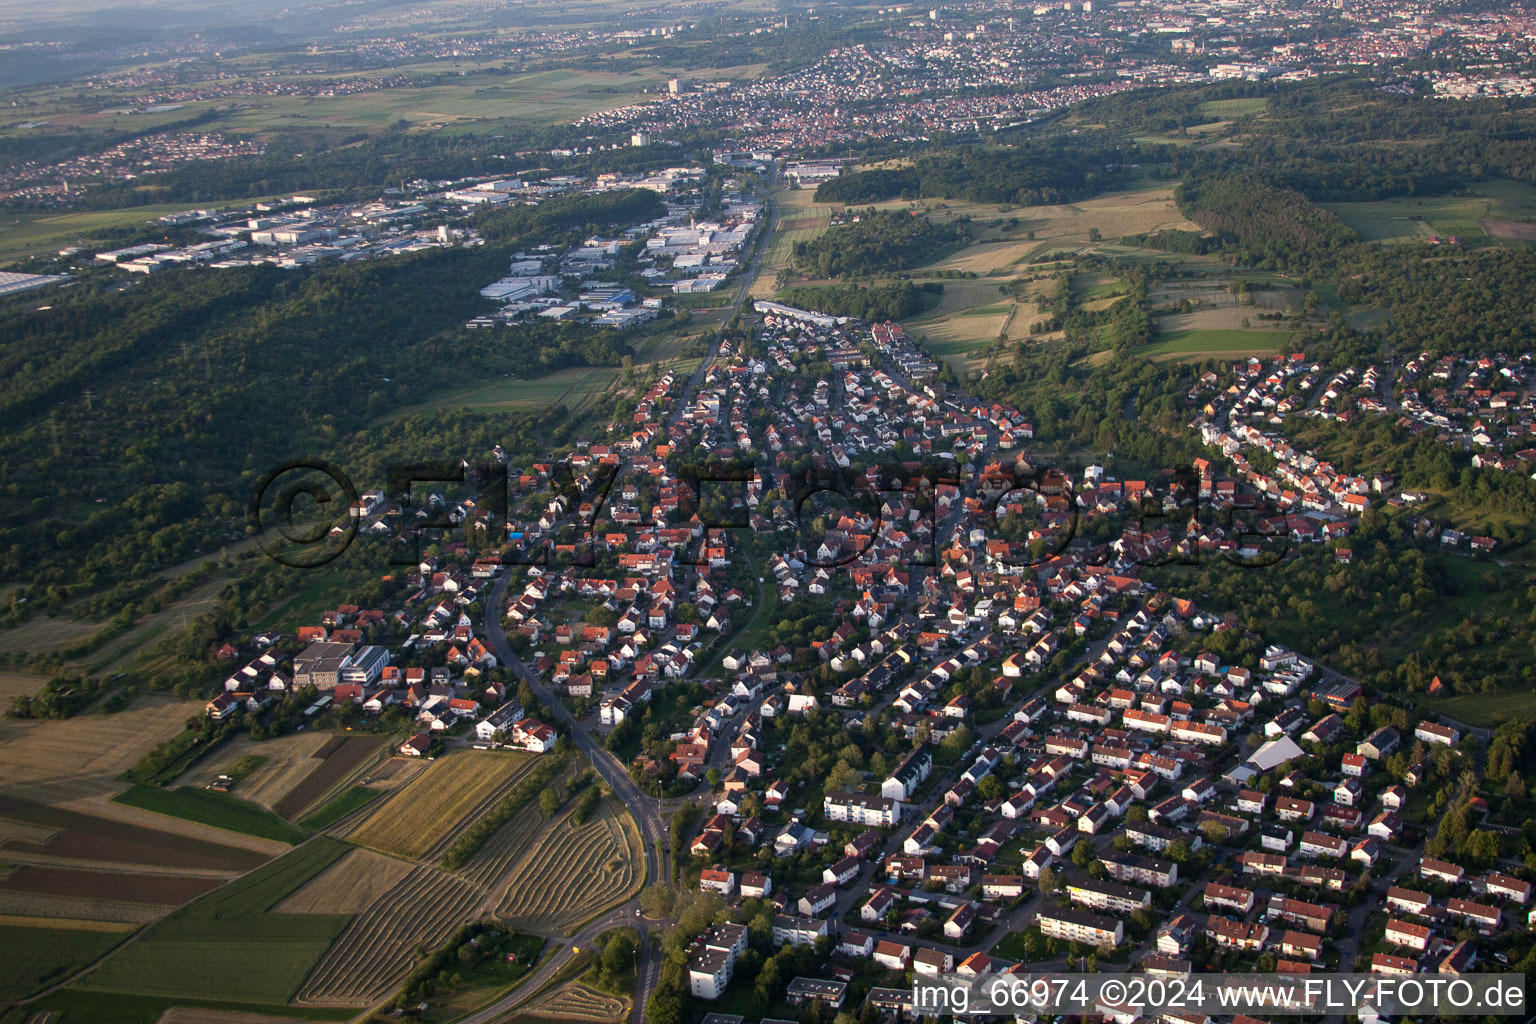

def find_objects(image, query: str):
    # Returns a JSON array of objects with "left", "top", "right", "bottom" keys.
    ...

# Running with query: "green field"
[
  {"left": 299, "top": 785, "right": 383, "bottom": 831},
  {"left": 75, "top": 838, "right": 352, "bottom": 1004},
  {"left": 1199, "top": 97, "right": 1268, "bottom": 117},
  {"left": 1134, "top": 328, "right": 1291, "bottom": 360},
  {"left": 1417, "top": 690, "right": 1536, "bottom": 729},
  {"left": 113, "top": 784, "right": 309, "bottom": 844},
  {"left": 1322, "top": 180, "right": 1536, "bottom": 245},
  {"left": 0, "top": 924, "right": 127, "bottom": 1003}
]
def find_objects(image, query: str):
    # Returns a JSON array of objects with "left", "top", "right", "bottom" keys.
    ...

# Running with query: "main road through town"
[{"left": 462, "top": 181, "right": 780, "bottom": 1024}]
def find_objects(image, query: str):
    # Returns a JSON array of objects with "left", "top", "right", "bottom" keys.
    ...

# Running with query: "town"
[{"left": 199, "top": 293, "right": 1528, "bottom": 1022}]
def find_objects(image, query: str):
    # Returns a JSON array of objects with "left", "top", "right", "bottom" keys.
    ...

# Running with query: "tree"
[
  {"left": 540, "top": 789, "right": 562, "bottom": 815},
  {"left": 1038, "top": 866, "right": 1057, "bottom": 894},
  {"left": 601, "top": 932, "right": 636, "bottom": 981},
  {"left": 940, "top": 724, "right": 973, "bottom": 757},
  {"left": 826, "top": 759, "right": 860, "bottom": 793},
  {"left": 640, "top": 885, "right": 675, "bottom": 919},
  {"left": 1199, "top": 820, "right": 1230, "bottom": 846}
]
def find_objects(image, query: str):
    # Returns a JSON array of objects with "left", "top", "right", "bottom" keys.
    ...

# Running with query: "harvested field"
[
  {"left": 155, "top": 1010, "right": 315, "bottom": 1024},
  {"left": 0, "top": 817, "right": 60, "bottom": 847},
  {"left": 0, "top": 890, "right": 166, "bottom": 924},
  {"left": 517, "top": 979, "right": 628, "bottom": 1023},
  {"left": 366, "top": 757, "right": 414, "bottom": 782},
  {"left": 273, "top": 848, "right": 413, "bottom": 915},
  {"left": 493, "top": 800, "right": 642, "bottom": 934},
  {"left": 187, "top": 732, "right": 330, "bottom": 805},
  {"left": 0, "top": 693, "right": 203, "bottom": 801},
  {"left": 456, "top": 797, "right": 551, "bottom": 892},
  {"left": 295, "top": 864, "right": 483, "bottom": 1005},
  {"left": 0, "top": 671, "right": 47, "bottom": 703},
  {"left": 0, "top": 914, "right": 136, "bottom": 931},
  {"left": 0, "top": 797, "right": 268, "bottom": 872},
  {"left": 272, "top": 735, "right": 385, "bottom": 821},
  {"left": 346, "top": 750, "right": 531, "bottom": 861},
  {"left": 1483, "top": 219, "right": 1536, "bottom": 241},
  {"left": 0, "top": 865, "right": 222, "bottom": 905}
]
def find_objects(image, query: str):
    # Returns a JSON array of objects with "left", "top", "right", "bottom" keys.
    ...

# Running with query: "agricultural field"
[
  {"left": 0, "top": 672, "right": 45, "bottom": 704},
  {"left": 297, "top": 786, "right": 383, "bottom": 832},
  {"left": 187, "top": 732, "right": 329, "bottom": 803},
  {"left": 751, "top": 188, "right": 833, "bottom": 300},
  {"left": 1133, "top": 328, "right": 1292, "bottom": 362},
  {"left": 1321, "top": 179, "right": 1536, "bottom": 245},
  {"left": 270, "top": 735, "right": 388, "bottom": 821},
  {"left": 0, "top": 203, "right": 274, "bottom": 265},
  {"left": 454, "top": 762, "right": 582, "bottom": 891},
  {"left": 901, "top": 277, "right": 1034, "bottom": 372},
  {"left": 0, "top": 865, "right": 222, "bottom": 906},
  {"left": 0, "top": 890, "right": 166, "bottom": 926},
  {"left": 493, "top": 798, "right": 643, "bottom": 935},
  {"left": 514, "top": 977, "right": 629, "bottom": 1024},
  {"left": 897, "top": 185, "right": 1202, "bottom": 246},
  {"left": 294, "top": 864, "right": 483, "bottom": 1005},
  {"left": 0, "top": 922, "right": 127, "bottom": 1003},
  {"left": 1199, "top": 97, "right": 1269, "bottom": 118},
  {"left": 111, "top": 785, "right": 308, "bottom": 845},
  {"left": 273, "top": 848, "right": 413, "bottom": 915},
  {"left": 1417, "top": 690, "right": 1536, "bottom": 729},
  {"left": 0, "top": 691, "right": 202, "bottom": 802},
  {"left": 176, "top": 67, "right": 672, "bottom": 137},
  {"left": 0, "top": 796, "right": 269, "bottom": 873},
  {"left": 154, "top": 1009, "right": 318, "bottom": 1024},
  {"left": 345, "top": 750, "right": 531, "bottom": 861},
  {"left": 7, "top": 988, "right": 358, "bottom": 1024},
  {"left": 74, "top": 838, "right": 352, "bottom": 1004}
]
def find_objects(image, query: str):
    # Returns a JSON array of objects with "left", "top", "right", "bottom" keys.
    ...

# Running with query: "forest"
[
  {"left": 474, "top": 188, "right": 667, "bottom": 245},
  {"left": 789, "top": 209, "right": 967, "bottom": 278},
  {"left": 812, "top": 143, "right": 1136, "bottom": 206},
  {"left": 1175, "top": 170, "right": 1358, "bottom": 272},
  {"left": 0, "top": 240, "right": 591, "bottom": 599},
  {"left": 776, "top": 280, "right": 940, "bottom": 321}
]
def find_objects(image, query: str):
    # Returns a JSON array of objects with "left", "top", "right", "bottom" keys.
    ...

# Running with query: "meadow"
[{"left": 1133, "top": 328, "right": 1292, "bottom": 361}]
